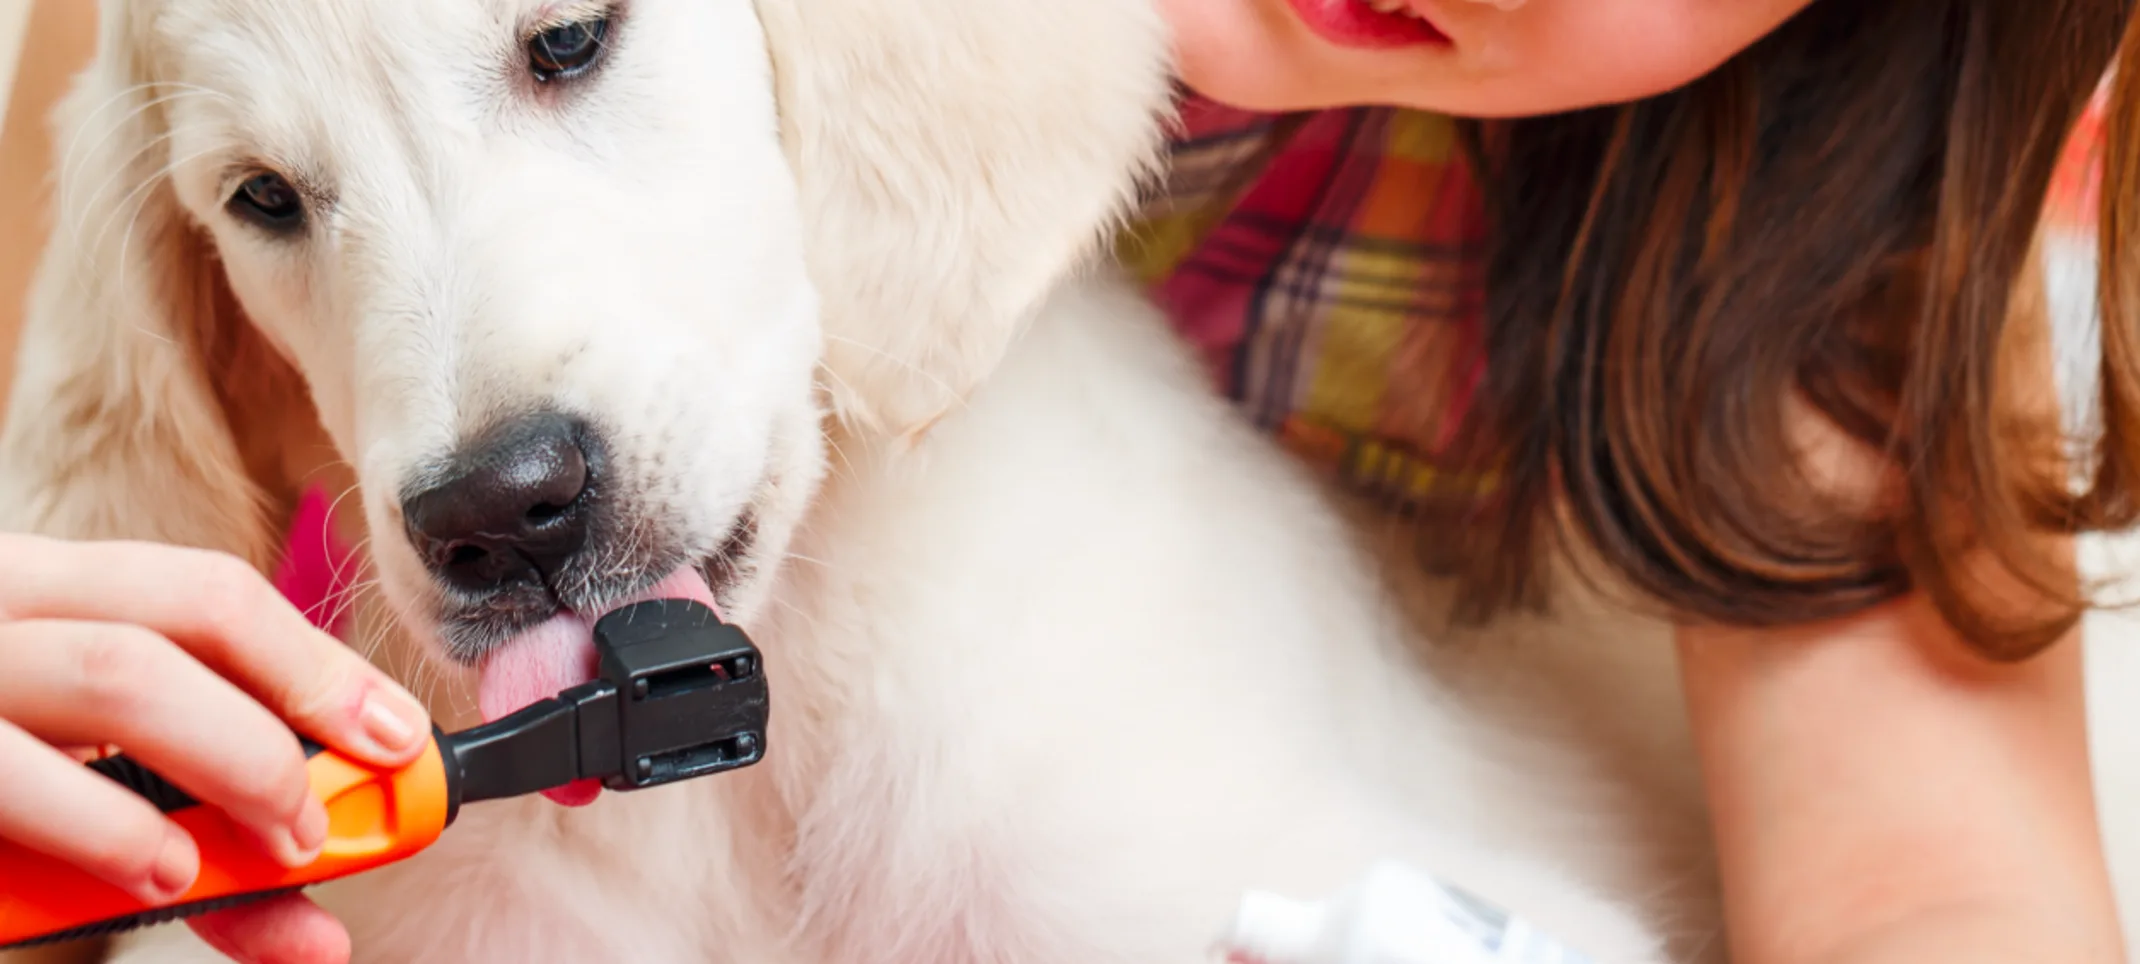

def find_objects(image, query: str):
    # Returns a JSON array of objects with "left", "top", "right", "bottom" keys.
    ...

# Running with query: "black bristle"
[
  {"left": 88, "top": 754, "right": 200, "bottom": 813},
  {"left": 0, "top": 886, "right": 302, "bottom": 951}
]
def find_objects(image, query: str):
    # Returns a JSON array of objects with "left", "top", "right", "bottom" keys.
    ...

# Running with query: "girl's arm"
[
  {"left": 1679, "top": 260, "right": 2124, "bottom": 962},
  {"left": 1678, "top": 597, "right": 2121, "bottom": 964}
]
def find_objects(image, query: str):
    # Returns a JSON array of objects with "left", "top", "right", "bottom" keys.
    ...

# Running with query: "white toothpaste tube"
[{"left": 1215, "top": 859, "right": 1597, "bottom": 964}]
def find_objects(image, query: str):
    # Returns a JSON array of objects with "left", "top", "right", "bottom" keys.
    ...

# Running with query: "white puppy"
[{"left": 26, "top": 0, "right": 2133, "bottom": 963}]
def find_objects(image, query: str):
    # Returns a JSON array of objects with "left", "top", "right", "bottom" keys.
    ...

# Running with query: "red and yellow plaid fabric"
[
  {"left": 1117, "top": 89, "right": 2113, "bottom": 507},
  {"left": 1117, "top": 95, "right": 1491, "bottom": 506}
]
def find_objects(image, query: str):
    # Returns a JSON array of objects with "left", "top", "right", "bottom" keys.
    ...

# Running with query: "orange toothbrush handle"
[{"left": 0, "top": 734, "right": 453, "bottom": 949}]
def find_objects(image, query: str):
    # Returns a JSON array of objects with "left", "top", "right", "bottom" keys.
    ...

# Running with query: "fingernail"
[
  {"left": 273, "top": 799, "right": 328, "bottom": 868},
  {"left": 142, "top": 825, "right": 199, "bottom": 903},
  {"left": 358, "top": 686, "right": 426, "bottom": 757}
]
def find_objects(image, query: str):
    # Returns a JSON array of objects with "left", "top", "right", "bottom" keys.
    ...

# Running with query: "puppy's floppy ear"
[
  {"left": 0, "top": 1, "right": 317, "bottom": 570},
  {"left": 759, "top": 0, "right": 1175, "bottom": 438}
]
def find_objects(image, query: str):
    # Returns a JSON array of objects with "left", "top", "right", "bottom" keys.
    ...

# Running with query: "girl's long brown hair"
[{"left": 1430, "top": 0, "right": 2140, "bottom": 660}]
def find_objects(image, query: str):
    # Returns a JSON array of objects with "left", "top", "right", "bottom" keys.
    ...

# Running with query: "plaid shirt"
[
  {"left": 1116, "top": 94, "right": 1492, "bottom": 507},
  {"left": 1116, "top": 89, "right": 2113, "bottom": 508}
]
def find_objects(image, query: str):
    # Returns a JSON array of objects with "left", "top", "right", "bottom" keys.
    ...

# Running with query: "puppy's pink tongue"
[
  {"left": 476, "top": 568, "right": 722, "bottom": 807},
  {"left": 477, "top": 614, "right": 600, "bottom": 806}
]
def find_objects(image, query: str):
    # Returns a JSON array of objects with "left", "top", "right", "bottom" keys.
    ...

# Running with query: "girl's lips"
[{"left": 1282, "top": 0, "right": 1450, "bottom": 49}]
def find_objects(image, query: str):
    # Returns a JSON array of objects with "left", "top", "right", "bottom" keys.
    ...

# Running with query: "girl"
[{"left": 1124, "top": 0, "right": 2138, "bottom": 961}]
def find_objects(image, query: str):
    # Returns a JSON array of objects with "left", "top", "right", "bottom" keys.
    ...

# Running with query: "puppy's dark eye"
[
  {"left": 227, "top": 172, "right": 305, "bottom": 233},
  {"left": 528, "top": 16, "right": 610, "bottom": 81}
]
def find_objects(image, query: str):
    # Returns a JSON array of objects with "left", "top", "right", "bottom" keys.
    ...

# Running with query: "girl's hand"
[{"left": 0, "top": 533, "right": 430, "bottom": 963}]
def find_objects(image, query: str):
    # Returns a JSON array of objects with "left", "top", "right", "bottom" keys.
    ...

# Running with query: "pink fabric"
[{"left": 272, "top": 487, "right": 355, "bottom": 634}]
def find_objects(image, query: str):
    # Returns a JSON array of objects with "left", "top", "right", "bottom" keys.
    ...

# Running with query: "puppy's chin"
[{"left": 472, "top": 566, "right": 724, "bottom": 807}]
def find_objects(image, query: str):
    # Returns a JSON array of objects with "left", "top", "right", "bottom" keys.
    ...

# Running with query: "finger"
[
  {"left": 0, "top": 534, "right": 430, "bottom": 767},
  {"left": 0, "top": 619, "right": 328, "bottom": 868},
  {"left": 190, "top": 894, "right": 351, "bottom": 964},
  {"left": 0, "top": 716, "right": 199, "bottom": 905}
]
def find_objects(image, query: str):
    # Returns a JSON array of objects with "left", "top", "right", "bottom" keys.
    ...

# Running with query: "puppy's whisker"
[
  {"left": 330, "top": 581, "right": 385, "bottom": 643},
  {"left": 60, "top": 87, "right": 224, "bottom": 221},
  {"left": 821, "top": 433, "right": 856, "bottom": 480},
  {"left": 764, "top": 594, "right": 824, "bottom": 638},
  {"left": 811, "top": 362, "right": 875, "bottom": 478},
  {"left": 64, "top": 120, "right": 202, "bottom": 257},
  {"left": 313, "top": 481, "right": 364, "bottom": 537},
  {"left": 822, "top": 334, "right": 967, "bottom": 407},
  {"left": 96, "top": 144, "right": 225, "bottom": 314},
  {"left": 62, "top": 86, "right": 224, "bottom": 195},
  {"left": 342, "top": 591, "right": 396, "bottom": 666},
  {"left": 57, "top": 82, "right": 164, "bottom": 188},
  {"left": 329, "top": 578, "right": 380, "bottom": 634},
  {"left": 327, "top": 545, "right": 377, "bottom": 604},
  {"left": 322, "top": 549, "right": 380, "bottom": 632}
]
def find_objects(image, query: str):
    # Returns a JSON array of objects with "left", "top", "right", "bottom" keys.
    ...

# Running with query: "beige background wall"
[
  {"left": 0, "top": 5, "right": 101, "bottom": 961},
  {"left": 0, "top": 1, "right": 33, "bottom": 127},
  {"left": 0, "top": 0, "right": 93, "bottom": 919},
  {"left": 0, "top": 0, "right": 94, "bottom": 414}
]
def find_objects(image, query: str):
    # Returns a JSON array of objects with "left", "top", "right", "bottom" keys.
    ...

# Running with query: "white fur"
[
  {"left": 4, "top": 1, "right": 2134, "bottom": 963},
  {"left": 119, "top": 274, "right": 1685, "bottom": 964}
]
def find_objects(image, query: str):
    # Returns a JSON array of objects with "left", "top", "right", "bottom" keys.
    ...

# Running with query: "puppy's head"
[
  {"left": 28, "top": 0, "right": 1170, "bottom": 781},
  {"left": 102, "top": 0, "right": 820, "bottom": 744}
]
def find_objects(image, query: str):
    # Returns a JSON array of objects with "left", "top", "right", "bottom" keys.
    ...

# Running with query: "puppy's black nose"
[{"left": 402, "top": 413, "right": 595, "bottom": 595}]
